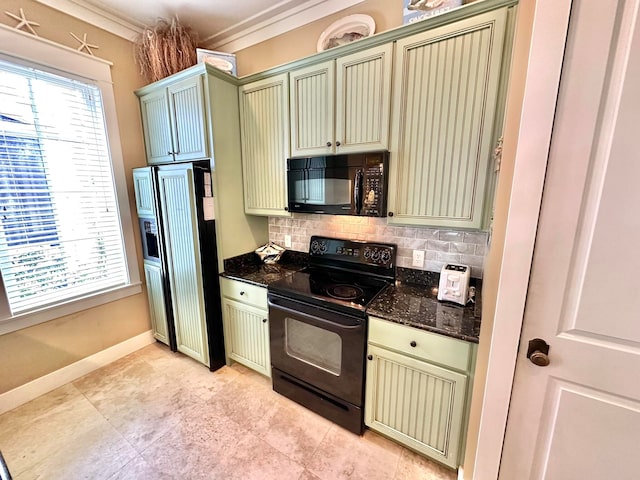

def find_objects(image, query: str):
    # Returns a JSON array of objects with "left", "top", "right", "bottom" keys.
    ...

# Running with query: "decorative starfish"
[
  {"left": 70, "top": 32, "right": 99, "bottom": 56},
  {"left": 4, "top": 8, "right": 40, "bottom": 36}
]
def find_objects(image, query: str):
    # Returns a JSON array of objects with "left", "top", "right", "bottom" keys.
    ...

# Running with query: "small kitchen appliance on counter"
[{"left": 437, "top": 264, "right": 471, "bottom": 306}]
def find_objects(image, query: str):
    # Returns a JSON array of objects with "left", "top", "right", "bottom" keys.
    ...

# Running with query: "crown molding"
[
  {"left": 35, "top": 0, "right": 364, "bottom": 52},
  {"left": 35, "top": 0, "right": 143, "bottom": 40},
  {"left": 202, "top": 0, "right": 365, "bottom": 52}
]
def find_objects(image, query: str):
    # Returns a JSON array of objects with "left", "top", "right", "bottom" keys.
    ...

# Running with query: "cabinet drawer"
[
  {"left": 221, "top": 278, "right": 267, "bottom": 309},
  {"left": 368, "top": 316, "right": 472, "bottom": 371}
]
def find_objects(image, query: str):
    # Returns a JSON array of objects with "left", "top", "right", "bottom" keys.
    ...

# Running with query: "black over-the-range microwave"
[{"left": 287, "top": 151, "right": 389, "bottom": 217}]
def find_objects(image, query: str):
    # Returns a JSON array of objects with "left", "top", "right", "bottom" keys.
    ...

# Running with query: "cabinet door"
[
  {"left": 143, "top": 262, "right": 170, "bottom": 345},
  {"left": 239, "top": 74, "right": 291, "bottom": 216},
  {"left": 139, "top": 89, "right": 174, "bottom": 165},
  {"left": 168, "top": 75, "right": 209, "bottom": 162},
  {"left": 290, "top": 60, "right": 335, "bottom": 157},
  {"left": 335, "top": 43, "right": 393, "bottom": 153},
  {"left": 365, "top": 344, "right": 467, "bottom": 468},
  {"left": 157, "top": 165, "right": 209, "bottom": 366},
  {"left": 132, "top": 168, "right": 156, "bottom": 216},
  {"left": 388, "top": 9, "right": 507, "bottom": 228},
  {"left": 222, "top": 298, "right": 270, "bottom": 377}
]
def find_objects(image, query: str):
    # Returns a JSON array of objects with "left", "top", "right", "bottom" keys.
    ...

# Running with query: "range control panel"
[{"left": 309, "top": 236, "right": 397, "bottom": 273}]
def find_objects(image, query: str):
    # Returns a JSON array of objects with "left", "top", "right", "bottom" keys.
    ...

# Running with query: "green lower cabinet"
[
  {"left": 365, "top": 344, "right": 468, "bottom": 469},
  {"left": 222, "top": 298, "right": 271, "bottom": 377}
]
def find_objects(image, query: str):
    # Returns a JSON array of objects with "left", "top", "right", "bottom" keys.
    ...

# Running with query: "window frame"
[{"left": 0, "top": 24, "right": 141, "bottom": 335}]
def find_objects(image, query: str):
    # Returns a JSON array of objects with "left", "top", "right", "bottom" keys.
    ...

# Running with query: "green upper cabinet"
[
  {"left": 335, "top": 44, "right": 393, "bottom": 154},
  {"left": 387, "top": 8, "right": 508, "bottom": 228},
  {"left": 239, "top": 73, "right": 291, "bottom": 216},
  {"left": 139, "top": 74, "right": 209, "bottom": 164},
  {"left": 289, "top": 43, "right": 393, "bottom": 157},
  {"left": 289, "top": 60, "right": 335, "bottom": 157},
  {"left": 139, "top": 88, "right": 172, "bottom": 164}
]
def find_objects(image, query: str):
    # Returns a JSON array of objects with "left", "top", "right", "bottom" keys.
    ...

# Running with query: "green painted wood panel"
[
  {"left": 144, "top": 262, "right": 169, "bottom": 345},
  {"left": 158, "top": 165, "right": 209, "bottom": 366},
  {"left": 388, "top": 9, "right": 507, "bottom": 228},
  {"left": 335, "top": 43, "right": 393, "bottom": 153},
  {"left": 139, "top": 89, "right": 173, "bottom": 164},
  {"left": 132, "top": 168, "right": 156, "bottom": 217},
  {"left": 168, "top": 75, "right": 209, "bottom": 162},
  {"left": 290, "top": 60, "right": 335, "bottom": 157},
  {"left": 239, "top": 74, "right": 291, "bottom": 216},
  {"left": 368, "top": 316, "right": 473, "bottom": 372},
  {"left": 222, "top": 297, "right": 270, "bottom": 377},
  {"left": 365, "top": 344, "right": 468, "bottom": 468}
]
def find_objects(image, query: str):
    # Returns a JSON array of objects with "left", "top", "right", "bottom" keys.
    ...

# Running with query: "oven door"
[{"left": 268, "top": 293, "right": 366, "bottom": 406}]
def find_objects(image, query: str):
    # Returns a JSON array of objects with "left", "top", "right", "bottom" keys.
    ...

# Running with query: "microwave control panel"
[{"left": 362, "top": 162, "right": 387, "bottom": 216}]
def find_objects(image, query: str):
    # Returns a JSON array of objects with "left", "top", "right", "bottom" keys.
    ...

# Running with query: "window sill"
[{"left": 0, "top": 282, "right": 143, "bottom": 336}]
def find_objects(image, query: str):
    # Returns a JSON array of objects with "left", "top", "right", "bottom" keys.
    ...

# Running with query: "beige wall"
[
  {"left": 0, "top": 0, "right": 150, "bottom": 394},
  {"left": 234, "top": 0, "right": 481, "bottom": 76},
  {"left": 235, "top": 0, "right": 404, "bottom": 76}
]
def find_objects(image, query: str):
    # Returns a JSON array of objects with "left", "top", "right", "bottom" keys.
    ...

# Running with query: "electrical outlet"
[
  {"left": 412, "top": 249, "right": 425, "bottom": 267},
  {"left": 284, "top": 234, "right": 292, "bottom": 248}
]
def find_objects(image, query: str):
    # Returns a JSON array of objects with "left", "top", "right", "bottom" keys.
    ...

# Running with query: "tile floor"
[{"left": 0, "top": 343, "right": 456, "bottom": 479}]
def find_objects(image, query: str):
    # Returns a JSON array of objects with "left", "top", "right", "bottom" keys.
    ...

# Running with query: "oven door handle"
[{"left": 268, "top": 296, "right": 364, "bottom": 329}]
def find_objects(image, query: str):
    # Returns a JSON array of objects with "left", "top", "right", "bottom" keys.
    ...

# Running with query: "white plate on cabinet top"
[
  {"left": 203, "top": 56, "right": 234, "bottom": 73},
  {"left": 316, "top": 14, "right": 376, "bottom": 52}
]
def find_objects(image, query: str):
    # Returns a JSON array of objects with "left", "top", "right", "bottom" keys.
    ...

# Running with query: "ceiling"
[{"left": 35, "top": 0, "right": 365, "bottom": 52}]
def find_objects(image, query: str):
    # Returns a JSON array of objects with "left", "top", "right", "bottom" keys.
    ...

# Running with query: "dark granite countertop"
[
  {"left": 220, "top": 250, "right": 308, "bottom": 287},
  {"left": 366, "top": 268, "right": 481, "bottom": 343},
  {"left": 222, "top": 254, "right": 481, "bottom": 343}
]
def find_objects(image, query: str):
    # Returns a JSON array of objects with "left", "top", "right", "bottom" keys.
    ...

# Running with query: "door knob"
[{"left": 527, "top": 338, "right": 550, "bottom": 367}]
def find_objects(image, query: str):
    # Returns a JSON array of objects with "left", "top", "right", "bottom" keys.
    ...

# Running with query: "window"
[
  {"left": 0, "top": 25, "right": 140, "bottom": 332},
  {"left": 0, "top": 59, "right": 129, "bottom": 315}
]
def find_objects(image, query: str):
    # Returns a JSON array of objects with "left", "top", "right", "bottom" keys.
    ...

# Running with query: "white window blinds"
[{"left": 0, "top": 58, "right": 128, "bottom": 315}]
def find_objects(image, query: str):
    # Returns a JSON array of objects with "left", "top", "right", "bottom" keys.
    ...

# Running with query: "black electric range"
[{"left": 267, "top": 236, "right": 397, "bottom": 434}]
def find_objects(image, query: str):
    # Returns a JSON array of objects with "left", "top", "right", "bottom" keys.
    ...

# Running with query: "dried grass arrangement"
[{"left": 134, "top": 17, "right": 198, "bottom": 83}]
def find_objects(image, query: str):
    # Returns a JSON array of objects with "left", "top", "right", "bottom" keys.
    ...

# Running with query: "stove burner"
[{"left": 326, "top": 284, "right": 364, "bottom": 301}]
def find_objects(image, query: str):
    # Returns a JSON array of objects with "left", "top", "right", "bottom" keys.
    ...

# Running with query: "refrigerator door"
[
  {"left": 157, "top": 164, "right": 210, "bottom": 366},
  {"left": 133, "top": 166, "right": 176, "bottom": 350}
]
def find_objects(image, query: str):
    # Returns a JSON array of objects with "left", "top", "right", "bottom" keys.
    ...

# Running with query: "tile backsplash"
[{"left": 268, "top": 214, "right": 488, "bottom": 278}]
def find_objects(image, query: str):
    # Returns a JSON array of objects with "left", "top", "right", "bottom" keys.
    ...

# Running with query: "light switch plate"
[
  {"left": 284, "top": 234, "right": 292, "bottom": 248},
  {"left": 412, "top": 250, "right": 425, "bottom": 267}
]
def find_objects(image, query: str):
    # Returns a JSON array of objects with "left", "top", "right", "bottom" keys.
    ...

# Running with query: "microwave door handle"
[{"left": 354, "top": 169, "right": 364, "bottom": 214}]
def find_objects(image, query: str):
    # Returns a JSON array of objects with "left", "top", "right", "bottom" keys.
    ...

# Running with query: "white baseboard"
[{"left": 0, "top": 330, "right": 155, "bottom": 415}]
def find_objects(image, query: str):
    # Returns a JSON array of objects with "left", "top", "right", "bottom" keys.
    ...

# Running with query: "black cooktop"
[
  {"left": 268, "top": 266, "right": 392, "bottom": 316},
  {"left": 268, "top": 236, "right": 397, "bottom": 317}
]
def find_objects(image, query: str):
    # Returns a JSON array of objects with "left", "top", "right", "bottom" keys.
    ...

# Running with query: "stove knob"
[
  {"left": 320, "top": 241, "right": 327, "bottom": 253},
  {"left": 311, "top": 240, "right": 319, "bottom": 254},
  {"left": 381, "top": 250, "right": 391, "bottom": 263},
  {"left": 371, "top": 250, "right": 381, "bottom": 262},
  {"left": 363, "top": 247, "right": 371, "bottom": 259}
]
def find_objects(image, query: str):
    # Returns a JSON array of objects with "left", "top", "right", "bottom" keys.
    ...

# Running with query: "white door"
[{"left": 499, "top": 1, "right": 640, "bottom": 479}]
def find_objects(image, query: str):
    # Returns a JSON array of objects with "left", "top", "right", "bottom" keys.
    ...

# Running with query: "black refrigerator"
[{"left": 133, "top": 160, "right": 225, "bottom": 371}]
